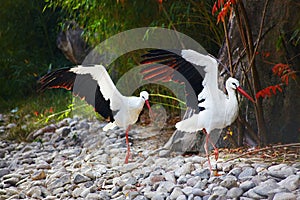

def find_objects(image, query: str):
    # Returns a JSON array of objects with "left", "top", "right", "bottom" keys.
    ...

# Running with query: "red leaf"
[
  {"left": 272, "top": 63, "right": 289, "bottom": 77},
  {"left": 34, "top": 111, "right": 39, "bottom": 116},
  {"left": 218, "top": 0, "right": 224, "bottom": 8},
  {"left": 256, "top": 84, "right": 283, "bottom": 99},
  {"left": 217, "top": 8, "right": 226, "bottom": 23},
  {"left": 276, "top": 85, "right": 282, "bottom": 92},
  {"left": 212, "top": 2, "right": 218, "bottom": 15},
  {"left": 157, "top": 0, "right": 163, "bottom": 4}
]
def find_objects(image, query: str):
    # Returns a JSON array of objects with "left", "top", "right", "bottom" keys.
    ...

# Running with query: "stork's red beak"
[
  {"left": 236, "top": 86, "right": 255, "bottom": 103},
  {"left": 145, "top": 100, "right": 153, "bottom": 118}
]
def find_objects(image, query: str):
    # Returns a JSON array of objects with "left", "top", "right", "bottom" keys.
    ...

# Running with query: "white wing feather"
[
  {"left": 181, "top": 49, "right": 219, "bottom": 93},
  {"left": 70, "top": 65, "right": 124, "bottom": 111}
]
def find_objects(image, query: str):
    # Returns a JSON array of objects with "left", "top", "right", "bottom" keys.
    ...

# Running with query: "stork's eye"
[{"left": 232, "top": 83, "right": 237, "bottom": 87}]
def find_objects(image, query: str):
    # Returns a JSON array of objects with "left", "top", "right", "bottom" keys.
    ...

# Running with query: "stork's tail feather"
[
  {"left": 175, "top": 114, "right": 202, "bottom": 133},
  {"left": 103, "top": 122, "right": 117, "bottom": 131}
]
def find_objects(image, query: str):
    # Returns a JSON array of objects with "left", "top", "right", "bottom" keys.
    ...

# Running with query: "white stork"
[
  {"left": 141, "top": 49, "right": 254, "bottom": 171},
  {"left": 39, "top": 65, "right": 152, "bottom": 164}
]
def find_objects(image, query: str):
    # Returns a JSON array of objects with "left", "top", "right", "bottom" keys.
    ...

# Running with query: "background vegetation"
[
  {"left": 0, "top": 0, "right": 298, "bottom": 146},
  {"left": 0, "top": 0, "right": 222, "bottom": 141}
]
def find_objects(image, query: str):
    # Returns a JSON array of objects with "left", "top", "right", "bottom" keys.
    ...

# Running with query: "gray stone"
[
  {"left": 239, "top": 180, "right": 256, "bottom": 191},
  {"left": 52, "top": 187, "right": 64, "bottom": 195},
  {"left": 157, "top": 181, "right": 175, "bottom": 193},
  {"left": 170, "top": 187, "right": 184, "bottom": 200},
  {"left": 177, "top": 194, "right": 187, "bottom": 200},
  {"left": 48, "top": 174, "right": 71, "bottom": 190},
  {"left": 26, "top": 186, "right": 42, "bottom": 198},
  {"left": 80, "top": 187, "right": 91, "bottom": 198},
  {"left": 273, "top": 192, "right": 297, "bottom": 200},
  {"left": 86, "top": 192, "right": 105, "bottom": 200},
  {"left": 192, "top": 188, "right": 207, "bottom": 197},
  {"left": 228, "top": 167, "right": 242, "bottom": 177},
  {"left": 128, "top": 191, "right": 139, "bottom": 199},
  {"left": 193, "top": 196, "right": 202, "bottom": 200},
  {"left": 244, "top": 188, "right": 265, "bottom": 199},
  {"left": 175, "top": 162, "right": 193, "bottom": 177},
  {"left": 193, "top": 168, "right": 211, "bottom": 179},
  {"left": 238, "top": 167, "right": 256, "bottom": 180},
  {"left": 269, "top": 166, "right": 297, "bottom": 179},
  {"left": 0, "top": 189, "right": 6, "bottom": 195},
  {"left": 187, "top": 176, "right": 201, "bottom": 187},
  {"left": 0, "top": 149, "right": 6, "bottom": 158},
  {"left": 124, "top": 176, "right": 137, "bottom": 185},
  {"left": 133, "top": 195, "right": 148, "bottom": 200},
  {"left": 73, "top": 173, "right": 90, "bottom": 184},
  {"left": 212, "top": 186, "right": 228, "bottom": 196},
  {"left": 278, "top": 174, "right": 300, "bottom": 191},
  {"left": 268, "top": 163, "right": 287, "bottom": 171},
  {"left": 239, "top": 197, "right": 253, "bottom": 200},
  {"left": 253, "top": 179, "right": 280, "bottom": 197},
  {"left": 158, "top": 149, "right": 170, "bottom": 157},
  {"left": 72, "top": 187, "right": 84, "bottom": 198},
  {"left": 151, "top": 193, "right": 166, "bottom": 200},
  {"left": 3, "top": 177, "right": 19, "bottom": 186},
  {"left": 177, "top": 175, "right": 187, "bottom": 184},
  {"left": 0, "top": 160, "right": 8, "bottom": 168},
  {"left": 220, "top": 175, "right": 237, "bottom": 188},
  {"left": 164, "top": 171, "right": 176, "bottom": 183},
  {"left": 6, "top": 123, "right": 17, "bottom": 129},
  {"left": 37, "top": 160, "right": 51, "bottom": 170},
  {"left": 0, "top": 169, "right": 10, "bottom": 178},
  {"left": 226, "top": 187, "right": 243, "bottom": 198},
  {"left": 31, "top": 170, "right": 46, "bottom": 180},
  {"left": 222, "top": 162, "right": 234, "bottom": 172},
  {"left": 182, "top": 186, "right": 193, "bottom": 196}
]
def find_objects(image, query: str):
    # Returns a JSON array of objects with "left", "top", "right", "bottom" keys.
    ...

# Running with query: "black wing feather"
[
  {"left": 141, "top": 49, "right": 204, "bottom": 110},
  {"left": 38, "top": 67, "right": 114, "bottom": 121}
]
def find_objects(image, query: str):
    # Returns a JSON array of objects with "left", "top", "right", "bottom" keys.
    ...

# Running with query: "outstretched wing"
[
  {"left": 70, "top": 65, "right": 124, "bottom": 112},
  {"left": 38, "top": 67, "right": 114, "bottom": 121},
  {"left": 140, "top": 49, "right": 206, "bottom": 110}
]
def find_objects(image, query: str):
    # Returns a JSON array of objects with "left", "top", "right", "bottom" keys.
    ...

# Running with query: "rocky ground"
[{"left": 0, "top": 117, "right": 299, "bottom": 200}]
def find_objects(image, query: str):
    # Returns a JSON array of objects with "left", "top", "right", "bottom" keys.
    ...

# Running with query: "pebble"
[{"left": 0, "top": 117, "right": 299, "bottom": 199}]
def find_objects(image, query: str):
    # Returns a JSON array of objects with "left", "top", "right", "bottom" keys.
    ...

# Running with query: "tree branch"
[{"left": 226, "top": 143, "right": 300, "bottom": 162}]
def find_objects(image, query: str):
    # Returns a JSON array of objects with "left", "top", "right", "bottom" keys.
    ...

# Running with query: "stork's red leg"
[
  {"left": 124, "top": 125, "right": 131, "bottom": 164},
  {"left": 206, "top": 133, "right": 219, "bottom": 161},
  {"left": 203, "top": 128, "right": 212, "bottom": 171}
]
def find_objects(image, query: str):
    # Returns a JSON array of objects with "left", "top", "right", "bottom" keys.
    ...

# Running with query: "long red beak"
[
  {"left": 236, "top": 86, "right": 255, "bottom": 103},
  {"left": 145, "top": 100, "right": 153, "bottom": 118}
]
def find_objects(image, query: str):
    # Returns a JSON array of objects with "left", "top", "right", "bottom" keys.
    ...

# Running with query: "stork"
[
  {"left": 38, "top": 65, "right": 152, "bottom": 164},
  {"left": 141, "top": 49, "right": 254, "bottom": 171}
]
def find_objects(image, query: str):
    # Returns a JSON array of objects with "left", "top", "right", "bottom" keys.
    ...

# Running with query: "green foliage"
[
  {"left": 1, "top": 90, "right": 72, "bottom": 141},
  {"left": 0, "top": 0, "right": 70, "bottom": 109},
  {"left": 44, "top": 0, "right": 222, "bottom": 53}
]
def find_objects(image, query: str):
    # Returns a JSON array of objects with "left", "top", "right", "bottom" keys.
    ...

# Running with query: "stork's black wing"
[
  {"left": 140, "top": 49, "right": 204, "bottom": 110},
  {"left": 38, "top": 68, "right": 114, "bottom": 121}
]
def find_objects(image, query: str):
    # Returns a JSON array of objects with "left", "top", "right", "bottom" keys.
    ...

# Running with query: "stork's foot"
[
  {"left": 214, "top": 148, "right": 219, "bottom": 161},
  {"left": 124, "top": 152, "right": 130, "bottom": 164}
]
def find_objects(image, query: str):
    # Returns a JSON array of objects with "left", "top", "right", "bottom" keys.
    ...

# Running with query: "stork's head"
[
  {"left": 140, "top": 91, "right": 149, "bottom": 100},
  {"left": 226, "top": 77, "right": 240, "bottom": 90},
  {"left": 226, "top": 77, "right": 255, "bottom": 103},
  {"left": 140, "top": 91, "right": 153, "bottom": 117}
]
